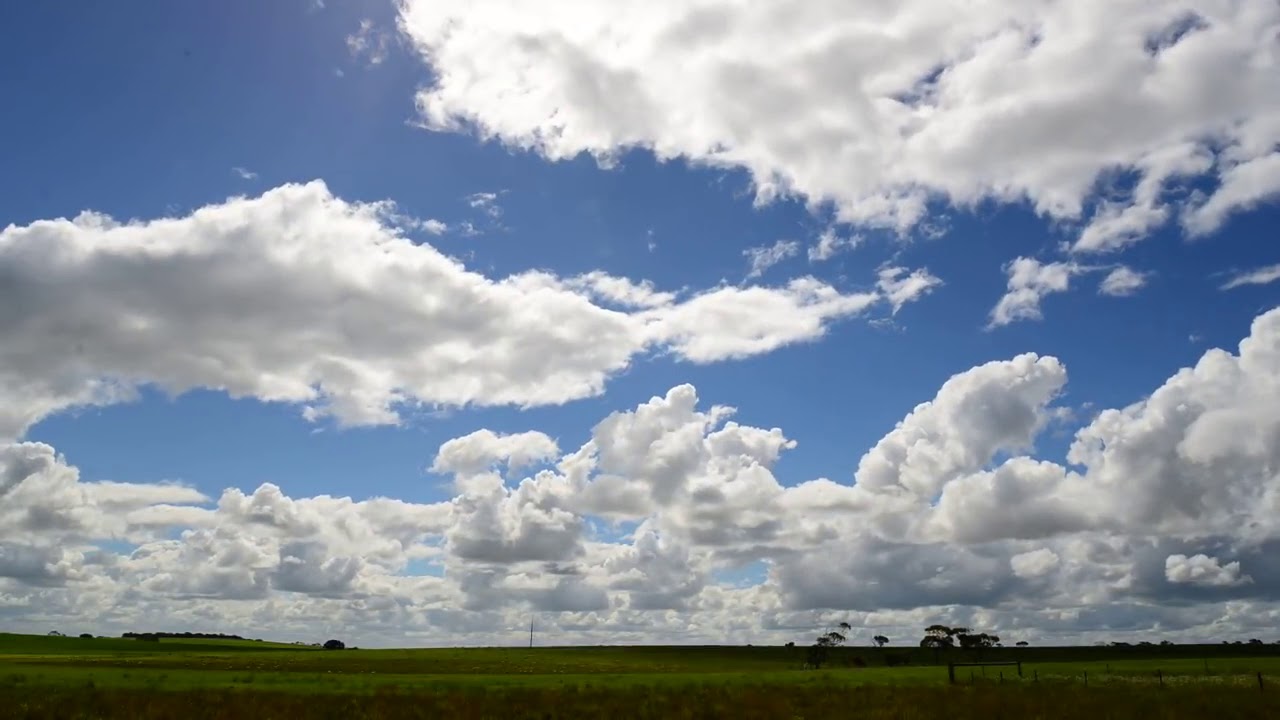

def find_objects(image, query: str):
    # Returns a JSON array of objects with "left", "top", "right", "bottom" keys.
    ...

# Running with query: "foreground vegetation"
[{"left": 2, "top": 633, "right": 1279, "bottom": 718}]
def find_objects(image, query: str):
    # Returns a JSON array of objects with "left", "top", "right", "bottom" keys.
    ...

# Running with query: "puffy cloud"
[
  {"left": 989, "top": 258, "right": 1077, "bottom": 327},
  {"left": 6, "top": 306, "right": 1280, "bottom": 646},
  {"left": 432, "top": 430, "right": 559, "bottom": 476},
  {"left": 1165, "top": 554, "right": 1250, "bottom": 587},
  {"left": 400, "top": 0, "right": 1280, "bottom": 245},
  {"left": 1010, "top": 548, "right": 1061, "bottom": 580},
  {"left": 1098, "top": 266, "right": 1149, "bottom": 296},
  {"left": 421, "top": 218, "right": 449, "bottom": 235},
  {"left": 0, "top": 182, "right": 909, "bottom": 440},
  {"left": 743, "top": 240, "right": 800, "bottom": 279},
  {"left": 853, "top": 353, "right": 1067, "bottom": 501}
]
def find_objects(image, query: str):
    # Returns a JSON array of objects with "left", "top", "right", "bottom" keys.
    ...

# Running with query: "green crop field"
[{"left": 2, "top": 633, "right": 1279, "bottom": 718}]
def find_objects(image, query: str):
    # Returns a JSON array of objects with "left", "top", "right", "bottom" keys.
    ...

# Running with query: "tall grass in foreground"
[{"left": 2, "top": 682, "right": 1277, "bottom": 719}]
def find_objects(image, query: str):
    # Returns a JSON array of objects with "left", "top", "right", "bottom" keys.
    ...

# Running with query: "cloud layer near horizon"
[{"left": 3, "top": 306, "right": 1279, "bottom": 647}]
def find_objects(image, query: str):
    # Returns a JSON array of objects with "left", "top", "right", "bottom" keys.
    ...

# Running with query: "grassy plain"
[{"left": 2, "top": 633, "right": 1279, "bottom": 718}]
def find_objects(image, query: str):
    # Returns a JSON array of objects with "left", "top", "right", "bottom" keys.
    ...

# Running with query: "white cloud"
[
  {"left": 231, "top": 167, "right": 258, "bottom": 181},
  {"left": 743, "top": 240, "right": 800, "bottom": 279},
  {"left": 400, "top": 0, "right": 1280, "bottom": 246},
  {"left": 0, "top": 181, "right": 897, "bottom": 440},
  {"left": 1099, "top": 266, "right": 1149, "bottom": 296},
  {"left": 562, "top": 271, "right": 677, "bottom": 309},
  {"left": 466, "top": 191, "right": 503, "bottom": 219},
  {"left": 1165, "top": 554, "right": 1250, "bottom": 587},
  {"left": 1222, "top": 263, "right": 1280, "bottom": 290},
  {"left": 431, "top": 430, "right": 559, "bottom": 477},
  {"left": 640, "top": 278, "right": 879, "bottom": 362},
  {"left": 421, "top": 218, "right": 448, "bottom": 235},
  {"left": 6, "top": 303, "right": 1280, "bottom": 645},
  {"left": 1184, "top": 153, "right": 1280, "bottom": 237},
  {"left": 347, "top": 19, "right": 391, "bottom": 66},
  {"left": 1011, "top": 548, "right": 1061, "bottom": 579},
  {"left": 807, "top": 228, "right": 860, "bottom": 262},
  {"left": 876, "top": 266, "right": 943, "bottom": 314},
  {"left": 853, "top": 353, "right": 1067, "bottom": 502},
  {"left": 989, "top": 258, "right": 1077, "bottom": 328}
]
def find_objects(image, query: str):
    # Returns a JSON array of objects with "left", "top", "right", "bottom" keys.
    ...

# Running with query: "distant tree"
[
  {"left": 79, "top": 633, "right": 93, "bottom": 639},
  {"left": 784, "top": 641, "right": 795, "bottom": 648},
  {"left": 1015, "top": 641, "right": 1029, "bottom": 647},
  {"left": 1249, "top": 639, "right": 1263, "bottom": 645},
  {"left": 806, "top": 629, "right": 846, "bottom": 669},
  {"left": 872, "top": 635, "right": 889, "bottom": 648},
  {"left": 47, "top": 631, "right": 64, "bottom": 637},
  {"left": 922, "top": 625, "right": 955, "bottom": 648},
  {"left": 323, "top": 639, "right": 346, "bottom": 650},
  {"left": 1160, "top": 640, "right": 1174, "bottom": 646}
]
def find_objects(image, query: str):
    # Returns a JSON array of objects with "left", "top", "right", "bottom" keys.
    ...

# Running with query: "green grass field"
[{"left": 2, "top": 633, "right": 1279, "bottom": 718}]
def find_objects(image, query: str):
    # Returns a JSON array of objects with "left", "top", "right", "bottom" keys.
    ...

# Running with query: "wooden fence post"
[
  {"left": 1157, "top": 669, "right": 1163, "bottom": 688},
  {"left": 1017, "top": 661, "right": 1023, "bottom": 678},
  {"left": 1084, "top": 670, "right": 1088, "bottom": 687},
  {"left": 948, "top": 663, "right": 955, "bottom": 685},
  {"left": 1259, "top": 672, "right": 1265, "bottom": 692}
]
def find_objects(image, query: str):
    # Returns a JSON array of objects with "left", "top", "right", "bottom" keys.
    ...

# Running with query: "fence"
[{"left": 949, "top": 661, "right": 1021, "bottom": 684}]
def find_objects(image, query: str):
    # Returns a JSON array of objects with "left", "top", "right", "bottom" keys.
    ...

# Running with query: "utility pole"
[{"left": 529, "top": 618, "right": 534, "bottom": 648}]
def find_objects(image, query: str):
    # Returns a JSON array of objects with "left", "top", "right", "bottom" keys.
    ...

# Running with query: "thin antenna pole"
[{"left": 529, "top": 617, "right": 534, "bottom": 648}]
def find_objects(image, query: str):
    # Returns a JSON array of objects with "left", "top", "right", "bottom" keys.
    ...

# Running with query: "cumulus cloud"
[
  {"left": 1011, "top": 549, "right": 1061, "bottom": 580},
  {"left": 5, "top": 305, "right": 1280, "bottom": 646},
  {"left": 421, "top": 218, "right": 448, "bottom": 235},
  {"left": 0, "top": 181, "right": 908, "bottom": 440},
  {"left": 1099, "top": 266, "right": 1149, "bottom": 296},
  {"left": 989, "top": 258, "right": 1077, "bottom": 327},
  {"left": 1165, "top": 554, "right": 1251, "bottom": 587},
  {"left": 432, "top": 430, "right": 559, "bottom": 476},
  {"left": 743, "top": 240, "right": 800, "bottom": 279},
  {"left": 400, "top": 0, "right": 1280, "bottom": 246}
]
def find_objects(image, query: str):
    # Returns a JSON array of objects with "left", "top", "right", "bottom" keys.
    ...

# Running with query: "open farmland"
[{"left": 2, "top": 634, "right": 1279, "bottom": 718}]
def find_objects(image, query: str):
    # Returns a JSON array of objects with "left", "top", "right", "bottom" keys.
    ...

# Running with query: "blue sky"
[{"left": 2, "top": 0, "right": 1280, "bottom": 645}]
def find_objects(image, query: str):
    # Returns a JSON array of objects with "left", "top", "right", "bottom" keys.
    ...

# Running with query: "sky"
[{"left": 1, "top": 0, "right": 1279, "bottom": 648}]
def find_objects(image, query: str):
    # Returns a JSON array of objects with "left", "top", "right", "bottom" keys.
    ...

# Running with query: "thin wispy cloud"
[
  {"left": 744, "top": 240, "right": 800, "bottom": 279},
  {"left": 1222, "top": 263, "right": 1280, "bottom": 290}
]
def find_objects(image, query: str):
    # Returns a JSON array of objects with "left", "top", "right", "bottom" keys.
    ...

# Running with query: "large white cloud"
[
  {"left": 400, "top": 0, "right": 1280, "bottom": 246},
  {"left": 5, "top": 307, "right": 1280, "bottom": 647},
  {"left": 0, "top": 181, "right": 928, "bottom": 441}
]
